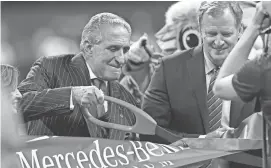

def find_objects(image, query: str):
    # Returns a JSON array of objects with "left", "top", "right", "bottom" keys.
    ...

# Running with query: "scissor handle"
[{"left": 82, "top": 95, "right": 157, "bottom": 135}]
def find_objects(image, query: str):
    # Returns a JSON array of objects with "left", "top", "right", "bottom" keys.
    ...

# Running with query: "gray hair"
[
  {"left": 198, "top": 1, "right": 243, "bottom": 29},
  {"left": 80, "top": 12, "right": 132, "bottom": 51}
]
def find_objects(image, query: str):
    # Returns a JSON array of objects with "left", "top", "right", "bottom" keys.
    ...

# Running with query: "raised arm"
[
  {"left": 18, "top": 56, "right": 72, "bottom": 122},
  {"left": 213, "top": 2, "right": 270, "bottom": 100}
]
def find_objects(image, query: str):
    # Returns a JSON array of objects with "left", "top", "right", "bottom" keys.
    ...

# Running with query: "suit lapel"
[
  {"left": 103, "top": 81, "right": 122, "bottom": 118},
  {"left": 106, "top": 81, "right": 126, "bottom": 139},
  {"left": 66, "top": 53, "right": 92, "bottom": 86},
  {"left": 187, "top": 46, "right": 210, "bottom": 133}
]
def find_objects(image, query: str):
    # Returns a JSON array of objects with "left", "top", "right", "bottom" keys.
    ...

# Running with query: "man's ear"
[{"left": 83, "top": 41, "right": 93, "bottom": 56}]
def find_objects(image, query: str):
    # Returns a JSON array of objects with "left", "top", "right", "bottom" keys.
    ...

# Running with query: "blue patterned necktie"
[{"left": 207, "top": 68, "right": 222, "bottom": 132}]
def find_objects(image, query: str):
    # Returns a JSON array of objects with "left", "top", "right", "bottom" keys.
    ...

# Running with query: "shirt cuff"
[
  {"left": 199, "top": 135, "right": 206, "bottom": 138},
  {"left": 70, "top": 91, "right": 74, "bottom": 110}
]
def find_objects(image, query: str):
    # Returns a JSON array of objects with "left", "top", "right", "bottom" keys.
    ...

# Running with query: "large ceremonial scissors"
[{"left": 82, "top": 95, "right": 182, "bottom": 143}]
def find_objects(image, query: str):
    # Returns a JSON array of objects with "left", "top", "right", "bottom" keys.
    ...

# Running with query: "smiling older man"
[{"left": 18, "top": 12, "right": 139, "bottom": 140}]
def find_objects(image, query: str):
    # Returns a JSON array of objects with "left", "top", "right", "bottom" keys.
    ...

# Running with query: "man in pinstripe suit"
[{"left": 18, "top": 13, "right": 139, "bottom": 140}]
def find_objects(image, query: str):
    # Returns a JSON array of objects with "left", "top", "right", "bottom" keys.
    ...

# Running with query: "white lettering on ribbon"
[
  {"left": 52, "top": 154, "right": 64, "bottom": 168},
  {"left": 42, "top": 156, "right": 54, "bottom": 168},
  {"left": 15, "top": 139, "right": 186, "bottom": 168},
  {"left": 145, "top": 142, "right": 164, "bottom": 157},
  {"left": 116, "top": 145, "right": 129, "bottom": 166},
  {"left": 65, "top": 152, "right": 75, "bottom": 168},
  {"left": 76, "top": 151, "right": 89, "bottom": 168},
  {"left": 130, "top": 141, "right": 150, "bottom": 162},
  {"left": 103, "top": 147, "right": 117, "bottom": 167},
  {"left": 89, "top": 140, "right": 108, "bottom": 168},
  {"left": 160, "top": 144, "right": 180, "bottom": 154},
  {"left": 159, "top": 161, "right": 174, "bottom": 167},
  {"left": 16, "top": 149, "right": 41, "bottom": 168},
  {"left": 143, "top": 163, "right": 155, "bottom": 168}
]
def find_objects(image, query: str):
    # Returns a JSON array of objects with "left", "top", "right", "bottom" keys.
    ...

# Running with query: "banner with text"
[{"left": 11, "top": 136, "right": 264, "bottom": 168}]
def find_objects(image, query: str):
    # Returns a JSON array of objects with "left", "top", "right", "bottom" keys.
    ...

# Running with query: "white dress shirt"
[{"left": 70, "top": 63, "right": 108, "bottom": 112}]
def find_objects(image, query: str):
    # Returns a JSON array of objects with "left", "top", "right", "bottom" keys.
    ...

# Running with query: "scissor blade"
[{"left": 155, "top": 125, "right": 183, "bottom": 143}]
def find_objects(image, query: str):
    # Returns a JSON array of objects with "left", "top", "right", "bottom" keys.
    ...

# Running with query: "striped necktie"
[
  {"left": 92, "top": 78, "right": 107, "bottom": 95},
  {"left": 207, "top": 68, "right": 222, "bottom": 132}
]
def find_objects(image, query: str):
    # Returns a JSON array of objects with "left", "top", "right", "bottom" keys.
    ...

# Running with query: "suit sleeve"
[
  {"left": 140, "top": 58, "right": 200, "bottom": 143},
  {"left": 140, "top": 60, "right": 173, "bottom": 143},
  {"left": 142, "top": 60, "right": 171, "bottom": 126},
  {"left": 18, "top": 56, "right": 72, "bottom": 122}
]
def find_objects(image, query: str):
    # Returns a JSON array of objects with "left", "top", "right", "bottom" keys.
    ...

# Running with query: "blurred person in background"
[
  {"left": 1, "top": 22, "right": 16, "bottom": 65},
  {"left": 1, "top": 64, "right": 25, "bottom": 168},
  {"left": 18, "top": 12, "right": 139, "bottom": 140},
  {"left": 1, "top": 64, "right": 22, "bottom": 114}
]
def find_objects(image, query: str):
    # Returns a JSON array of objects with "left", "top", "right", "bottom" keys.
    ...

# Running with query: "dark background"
[{"left": 1, "top": 1, "right": 174, "bottom": 81}]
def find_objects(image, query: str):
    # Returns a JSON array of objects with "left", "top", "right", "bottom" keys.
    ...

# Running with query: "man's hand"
[
  {"left": 170, "top": 139, "right": 189, "bottom": 148},
  {"left": 72, "top": 86, "right": 105, "bottom": 118},
  {"left": 253, "top": 2, "right": 271, "bottom": 33},
  {"left": 205, "top": 127, "right": 234, "bottom": 138},
  {"left": 127, "top": 33, "right": 154, "bottom": 63}
]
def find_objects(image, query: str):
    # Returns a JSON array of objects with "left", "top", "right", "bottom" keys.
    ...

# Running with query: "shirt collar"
[
  {"left": 86, "top": 63, "right": 97, "bottom": 79},
  {"left": 85, "top": 60, "right": 108, "bottom": 86},
  {"left": 203, "top": 49, "right": 217, "bottom": 75}
]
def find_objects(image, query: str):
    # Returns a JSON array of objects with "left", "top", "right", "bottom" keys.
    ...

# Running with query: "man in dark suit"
[
  {"left": 141, "top": 1, "right": 256, "bottom": 142},
  {"left": 141, "top": 1, "right": 258, "bottom": 167},
  {"left": 141, "top": 45, "right": 255, "bottom": 142},
  {"left": 18, "top": 12, "right": 139, "bottom": 140}
]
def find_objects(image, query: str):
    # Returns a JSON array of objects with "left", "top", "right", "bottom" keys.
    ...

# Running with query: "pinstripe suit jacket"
[{"left": 18, "top": 53, "right": 138, "bottom": 140}]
